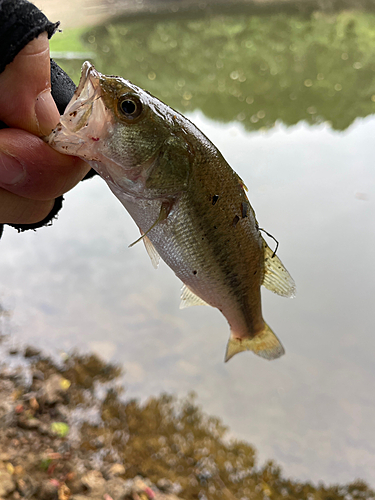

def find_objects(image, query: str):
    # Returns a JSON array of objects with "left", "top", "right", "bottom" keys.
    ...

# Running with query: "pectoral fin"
[
  {"left": 129, "top": 202, "right": 170, "bottom": 248},
  {"left": 262, "top": 240, "right": 296, "bottom": 298},
  {"left": 180, "top": 285, "right": 209, "bottom": 309},
  {"left": 225, "top": 323, "right": 285, "bottom": 362},
  {"left": 143, "top": 235, "right": 160, "bottom": 269}
]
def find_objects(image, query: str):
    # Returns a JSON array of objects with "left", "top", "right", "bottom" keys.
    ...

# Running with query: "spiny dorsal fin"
[
  {"left": 179, "top": 285, "right": 209, "bottom": 309},
  {"left": 262, "top": 240, "right": 296, "bottom": 298},
  {"left": 235, "top": 173, "right": 248, "bottom": 192},
  {"left": 225, "top": 323, "right": 284, "bottom": 362},
  {"left": 142, "top": 235, "right": 160, "bottom": 269}
]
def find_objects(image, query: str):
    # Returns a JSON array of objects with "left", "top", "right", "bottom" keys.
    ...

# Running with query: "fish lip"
[
  {"left": 61, "top": 61, "right": 102, "bottom": 133},
  {"left": 76, "top": 61, "right": 101, "bottom": 96}
]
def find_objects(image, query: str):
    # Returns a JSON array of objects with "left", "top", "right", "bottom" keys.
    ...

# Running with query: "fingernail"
[
  {"left": 0, "top": 152, "right": 26, "bottom": 185},
  {"left": 35, "top": 90, "right": 60, "bottom": 136}
]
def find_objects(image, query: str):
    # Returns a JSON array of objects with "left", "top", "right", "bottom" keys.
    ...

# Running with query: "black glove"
[{"left": 0, "top": 0, "right": 96, "bottom": 239}]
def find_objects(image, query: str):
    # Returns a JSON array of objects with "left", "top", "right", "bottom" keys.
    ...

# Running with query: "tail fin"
[{"left": 225, "top": 323, "right": 285, "bottom": 362}]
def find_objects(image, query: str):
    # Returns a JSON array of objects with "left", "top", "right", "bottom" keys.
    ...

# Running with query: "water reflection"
[
  {"left": 1, "top": 338, "right": 373, "bottom": 498},
  {"left": 2, "top": 114, "right": 374, "bottom": 484},
  {"left": 56, "top": 11, "right": 375, "bottom": 130}
]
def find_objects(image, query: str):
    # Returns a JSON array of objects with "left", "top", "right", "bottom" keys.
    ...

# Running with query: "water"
[{"left": 2, "top": 1, "right": 375, "bottom": 486}]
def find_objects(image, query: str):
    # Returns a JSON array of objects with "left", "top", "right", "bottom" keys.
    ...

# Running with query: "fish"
[{"left": 47, "top": 61, "right": 295, "bottom": 362}]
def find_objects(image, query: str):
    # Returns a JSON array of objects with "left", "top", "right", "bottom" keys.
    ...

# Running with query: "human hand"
[{"left": 0, "top": 32, "right": 90, "bottom": 225}]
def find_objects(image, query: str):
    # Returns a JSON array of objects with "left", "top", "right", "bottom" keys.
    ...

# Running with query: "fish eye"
[{"left": 118, "top": 95, "right": 142, "bottom": 120}]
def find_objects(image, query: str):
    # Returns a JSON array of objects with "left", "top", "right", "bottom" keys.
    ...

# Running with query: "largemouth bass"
[{"left": 47, "top": 62, "right": 295, "bottom": 362}]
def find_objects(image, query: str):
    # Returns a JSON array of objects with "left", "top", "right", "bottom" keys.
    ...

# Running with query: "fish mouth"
[
  {"left": 61, "top": 61, "right": 102, "bottom": 133},
  {"left": 76, "top": 61, "right": 100, "bottom": 98},
  {"left": 47, "top": 61, "right": 110, "bottom": 158}
]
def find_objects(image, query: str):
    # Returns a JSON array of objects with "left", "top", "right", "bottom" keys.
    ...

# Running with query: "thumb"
[{"left": 0, "top": 32, "right": 60, "bottom": 136}]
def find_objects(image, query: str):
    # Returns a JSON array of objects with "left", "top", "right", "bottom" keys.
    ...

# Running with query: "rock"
[
  {"left": 29, "top": 397, "right": 39, "bottom": 411},
  {"left": 38, "top": 422, "right": 52, "bottom": 435},
  {"left": 105, "top": 478, "right": 132, "bottom": 500},
  {"left": 92, "top": 435, "right": 105, "bottom": 449},
  {"left": 0, "top": 367, "right": 19, "bottom": 380},
  {"left": 0, "top": 381, "right": 15, "bottom": 428},
  {"left": 39, "top": 479, "right": 59, "bottom": 500},
  {"left": 17, "top": 476, "right": 37, "bottom": 497},
  {"left": 32, "top": 369, "right": 45, "bottom": 381},
  {"left": 71, "top": 496, "right": 103, "bottom": 500},
  {"left": 17, "top": 416, "right": 41, "bottom": 430},
  {"left": 24, "top": 346, "right": 41, "bottom": 358},
  {"left": 15, "top": 404, "right": 24, "bottom": 414},
  {"left": 13, "top": 465, "right": 24, "bottom": 476},
  {"left": 81, "top": 470, "right": 106, "bottom": 495},
  {"left": 108, "top": 463, "right": 126, "bottom": 477},
  {"left": 157, "top": 478, "right": 173, "bottom": 492},
  {"left": 38, "top": 374, "right": 70, "bottom": 405},
  {"left": 58, "top": 483, "right": 71, "bottom": 500},
  {"left": 5, "top": 427, "right": 17, "bottom": 438},
  {"left": 0, "top": 471, "right": 16, "bottom": 496},
  {"left": 132, "top": 477, "right": 156, "bottom": 499},
  {"left": 0, "top": 400, "right": 14, "bottom": 427},
  {"left": 66, "top": 477, "right": 84, "bottom": 495}
]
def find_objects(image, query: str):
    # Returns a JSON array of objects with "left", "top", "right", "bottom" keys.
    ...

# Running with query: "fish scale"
[{"left": 47, "top": 61, "right": 295, "bottom": 362}]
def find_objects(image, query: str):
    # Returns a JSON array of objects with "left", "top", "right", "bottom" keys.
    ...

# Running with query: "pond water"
[{"left": 1, "top": 2, "right": 375, "bottom": 487}]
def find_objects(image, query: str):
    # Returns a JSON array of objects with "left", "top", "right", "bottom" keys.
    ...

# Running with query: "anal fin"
[
  {"left": 180, "top": 285, "right": 209, "bottom": 309},
  {"left": 262, "top": 239, "right": 296, "bottom": 298},
  {"left": 225, "top": 323, "right": 285, "bottom": 362}
]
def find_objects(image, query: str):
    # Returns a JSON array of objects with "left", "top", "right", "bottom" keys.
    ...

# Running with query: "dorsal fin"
[
  {"left": 262, "top": 240, "right": 296, "bottom": 298},
  {"left": 179, "top": 285, "right": 209, "bottom": 309},
  {"left": 235, "top": 173, "right": 248, "bottom": 192},
  {"left": 142, "top": 234, "right": 160, "bottom": 269}
]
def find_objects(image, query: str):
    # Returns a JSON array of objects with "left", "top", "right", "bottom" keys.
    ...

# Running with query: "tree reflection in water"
[{"left": 55, "top": 10, "right": 375, "bottom": 132}]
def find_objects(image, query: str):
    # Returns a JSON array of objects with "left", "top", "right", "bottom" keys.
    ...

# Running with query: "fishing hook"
[{"left": 258, "top": 227, "right": 279, "bottom": 258}]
